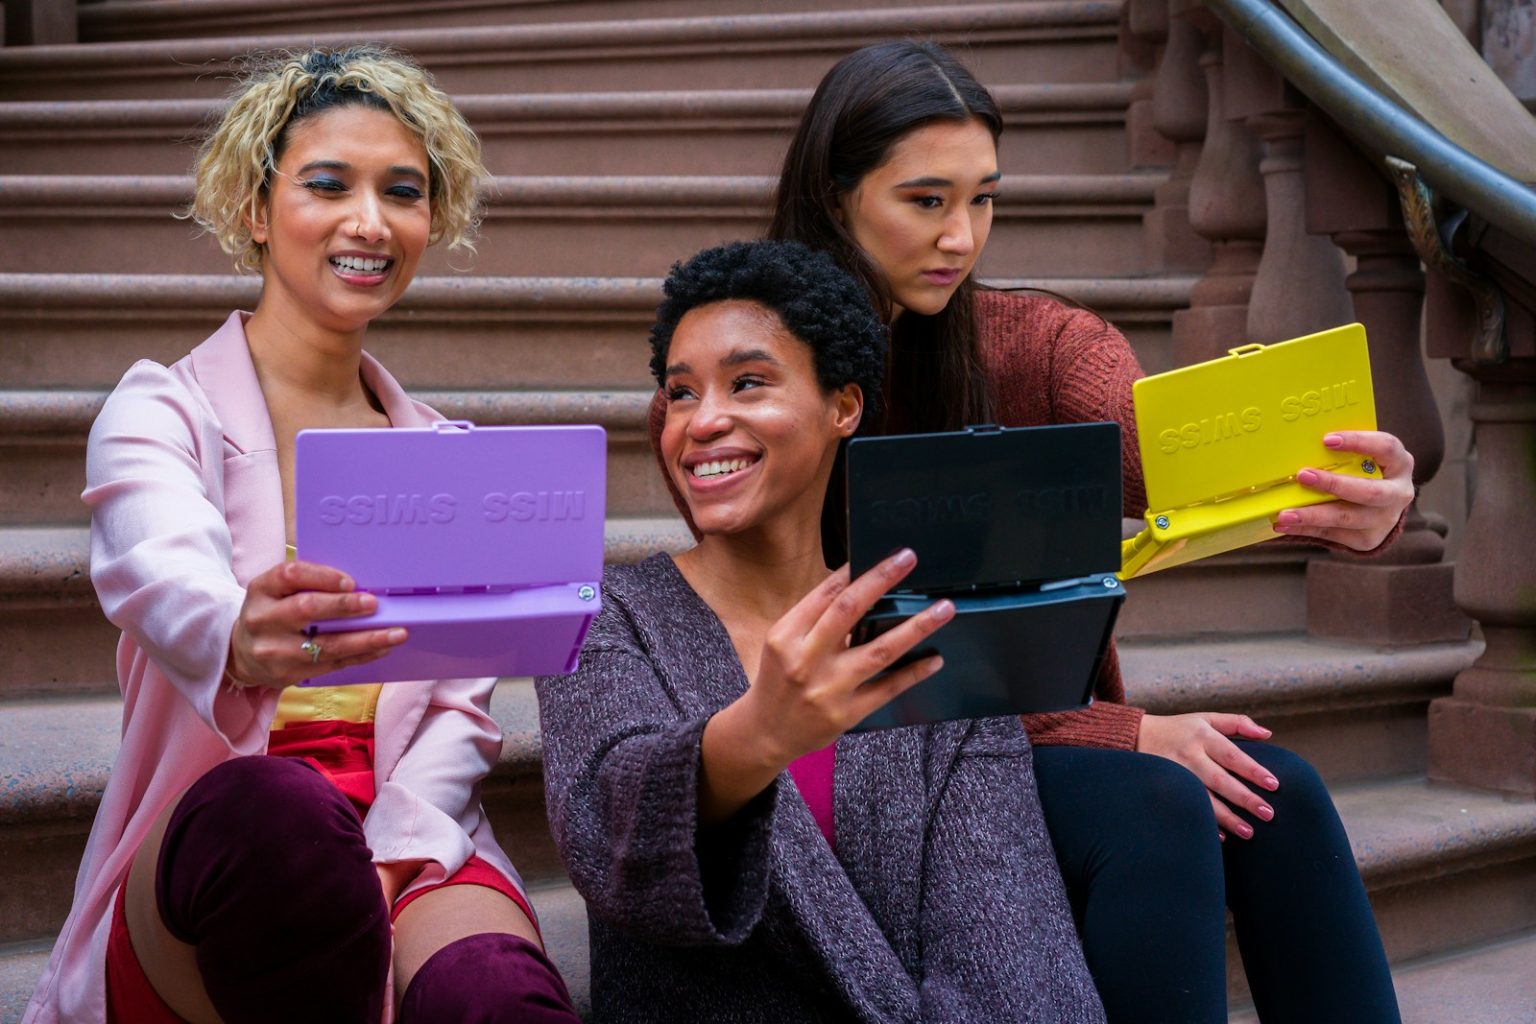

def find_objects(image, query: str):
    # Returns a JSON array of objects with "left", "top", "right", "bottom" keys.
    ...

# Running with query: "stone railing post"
[
  {"left": 1426, "top": 255, "right": 1536, "bottom": 793},
  {"left": 1221, "top": 33, "right": 1353, "bottom": 343},
  {"left": 1142, "top": 0, "right": 1212, "bottom": 274},
  {"left": 2, "top": 0, "right": 78, "bottom": 45},
  {"left": 1169, "top": 15, "right": 1267, "bottom": 365},
  {"left": 1297, "top": 115, "right": 1471, "bottom": 644},
  {"left": 1123, "top": 0, "right": 1178, "bottom": 171}
]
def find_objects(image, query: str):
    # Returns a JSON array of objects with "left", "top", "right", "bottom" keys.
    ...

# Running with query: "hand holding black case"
[{"left": 846, "top": 423, "right": 1125, "bottom": 731}]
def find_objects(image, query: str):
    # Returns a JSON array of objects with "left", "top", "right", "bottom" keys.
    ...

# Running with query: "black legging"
[{"left": 1032, "top": 741, "right": 1400, "bottom": 1023}]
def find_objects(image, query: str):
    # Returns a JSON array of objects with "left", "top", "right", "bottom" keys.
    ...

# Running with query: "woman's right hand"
[
  {"left": 699, "top": 549, "right": 954, "bottom": 823},
  {"left": 225, "top": 560, "right": 406, "bottom": 690}
]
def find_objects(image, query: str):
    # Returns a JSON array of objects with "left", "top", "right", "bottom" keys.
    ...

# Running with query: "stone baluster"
[
  {"left": 1143, "top": 0, "right": 1212, "bottom": 276},
  {"left": 1122, "top": 0, "right": 1177, "bottom": 171},
  {"left": 2, "top": 0, "right": 77, "bottom": 45},
  {"left": 1221, "top": 33, "right": 1353, "bottom": 343},
  {"left": 1169, "top": 16, "right": 1267, "bottom": 366},
  {"left": 1426, "top": 242, "right": 1536, "bottom": 793},
  {"left": 1297, "top": 116, "right": 1470, "bottom": 644}
]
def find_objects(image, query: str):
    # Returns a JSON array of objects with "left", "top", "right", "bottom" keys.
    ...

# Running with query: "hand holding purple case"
[{"left": 294, "top": 422, "right": 606, "bottom": 685}]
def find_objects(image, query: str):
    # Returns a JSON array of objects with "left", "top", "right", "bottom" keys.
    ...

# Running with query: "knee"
[
  {"left": 159, "top": 756, "right": 380, "bottom": 939},
  {"left": 178, "top": 755, "right": 364, "bottom": 849},
  {"left": 400, "top": 933, "right": 579, "bottom": 1024},
  {"left": 1127, "top": 753, "right": 1218, "bottom": 848},
  {"left": 1235, "top": 741, "right": 1337, "bottom": 831}
]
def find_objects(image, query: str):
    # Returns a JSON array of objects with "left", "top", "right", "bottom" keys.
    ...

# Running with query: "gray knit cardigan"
[{"left": 535, "top": 554, "right": 1106, "bottom": 1023}]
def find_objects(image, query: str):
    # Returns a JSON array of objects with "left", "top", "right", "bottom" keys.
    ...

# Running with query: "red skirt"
[{"left": 106, "top": 720, "right": 533, "bottom": 1023}]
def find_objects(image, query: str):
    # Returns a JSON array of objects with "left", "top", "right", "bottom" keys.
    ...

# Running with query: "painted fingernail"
[
  {"left": 1323, "top": 433, "right": 1343, "bottom": 448},
  {"left": 1217, "top": 830, "right": 1227, "bottom": 842},
  {"left": 1256, "top": 804, "right": 1274, "bottom": 821},
  {"left": 930, "top": 599, "right": 956, "bottom": 623},
  {"left": 1296, "top": 469, "right": 1320, "bottom": 486},
  {"left": 891, "top": 548, "right": 916, "bottom": 568},
  {"left": 387, "top": 628, "right": 407, "bottom": 644},
  {"left": 1264, "top": 775, "right": 1279, "bottom": 790},
  {"left": 1235, "top": 822, "right": 1254, "bottom": 839},
  {"left": 1277, "top": 510, "right": 1301, "bottom": 525}
]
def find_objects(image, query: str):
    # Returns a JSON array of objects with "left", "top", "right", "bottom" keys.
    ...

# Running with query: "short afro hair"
[{"left": 648, "top": 240, "right": 887, "bottom": 421}]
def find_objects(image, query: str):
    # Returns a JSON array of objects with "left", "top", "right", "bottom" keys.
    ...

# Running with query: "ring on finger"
[{"left": 300, "top": 635, "right": 322, "bottom": 665}]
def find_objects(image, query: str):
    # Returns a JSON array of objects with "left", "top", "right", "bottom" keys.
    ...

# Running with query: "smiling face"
[
  {"left": 660, "top": 300, "right": 862, "bottom": 539},
  {"left": 248, "top": 103, "right": 432, "bottom": 334},
  {"left": 838, "top": 118, "right": 999, "bottom": 318}
]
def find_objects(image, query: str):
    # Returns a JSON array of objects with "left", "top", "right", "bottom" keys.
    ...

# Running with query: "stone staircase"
[{"left": 1, "top": 1, "right": 1532, "bottom": 1021}]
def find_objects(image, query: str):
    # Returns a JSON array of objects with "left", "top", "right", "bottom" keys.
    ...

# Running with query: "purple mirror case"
[{"left": 294, "top": 422, "right": 606, "bottom": 685}]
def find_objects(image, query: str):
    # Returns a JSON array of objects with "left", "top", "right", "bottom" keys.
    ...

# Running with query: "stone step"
[
  {"left": 0, "top": 172, "right": 1160, "bottom": 278},
  {"left": 0, "top": 387, "right": 681, "bottom": 525},
  {"left": 1125, "top": 633, "right": 1478, "bottom": 784},
  {"left": 77, "top": 0, "right": 966, "bottom": 41},
  {"left": 0, "top": 273, "right": 1194, "bottom": 390},
  {"left": 0, "top": 940, "right": 49, "bottom": 1024},
  {"left": 0, "top": 82, "right": 1135, "bottom": 177},
  {"left": 0, "top": 2, "right": 1123, "bottom": 101},
  {"left": 0, "top": 681, "right": 570, "bottom": 948},
  {"left": 9, "top": 909, "right": 1536, "bottom": 1024},
  {"left": 0, "top": 686, "right": 1528, "bottom": 1011},
  {"left": 1231, "top": 927, "right": 1536, "bottom": 1024},
  {"left": 0, "top": 519, "right": 691, "bottom": 699},
  {"left": 0, "top": 504, "right": 1472, "bottom": 713}
]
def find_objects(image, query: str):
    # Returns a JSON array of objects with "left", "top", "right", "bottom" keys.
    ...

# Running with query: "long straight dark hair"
[
  {"left": 770, "top": 41, "right": 1004, "bottom": 562},
  {"left": 768, "top": 40, "right": 1001, "bottom": 435}
]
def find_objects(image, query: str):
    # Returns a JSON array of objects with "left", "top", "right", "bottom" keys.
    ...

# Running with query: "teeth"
[
  {"left": 331, "top": 255, "right": 390, "bottom": 273},
  {"left": 692, "top": 458, "right": 753, "bottom": 479}
]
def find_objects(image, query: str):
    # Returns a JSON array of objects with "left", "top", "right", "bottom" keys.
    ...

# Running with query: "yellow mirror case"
[{"left": 1120, "top": 323, "right": 1378, "bottom": 578}]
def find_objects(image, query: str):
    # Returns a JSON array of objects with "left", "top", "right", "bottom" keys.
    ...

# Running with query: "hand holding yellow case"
[{"left": 1120, "top": 323, "right": 1379, "bottom": 578}]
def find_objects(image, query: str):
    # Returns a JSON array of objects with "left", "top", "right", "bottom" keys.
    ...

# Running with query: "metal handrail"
[{"left": 1204, "top": 0, "right": 1536, "bottom": 248}]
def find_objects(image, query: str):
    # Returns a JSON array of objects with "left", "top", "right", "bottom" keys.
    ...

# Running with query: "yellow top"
[{"left": 272, "top": 545, "right": 382, "bottom": 728}]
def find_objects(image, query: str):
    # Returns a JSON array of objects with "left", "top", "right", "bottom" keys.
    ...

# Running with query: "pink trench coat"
[{"left": 25, "top": 311, "right": 523, "bottom": 1023}]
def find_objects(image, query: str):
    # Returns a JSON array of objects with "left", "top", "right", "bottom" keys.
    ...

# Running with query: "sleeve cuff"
[
  {"left": 364, "top": 779, "right": 476, "bottom": 876},
  {"left": 1020, "top": 700, "right": 1145, "bottom": 751}
]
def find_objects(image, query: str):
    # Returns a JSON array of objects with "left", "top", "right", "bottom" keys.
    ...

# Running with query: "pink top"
[
  {"left": 25, "top": 312, "right": 521, "bottom": 1024},
  {"left": 787, "top": 742, "right": 837, "bottom": 850}
]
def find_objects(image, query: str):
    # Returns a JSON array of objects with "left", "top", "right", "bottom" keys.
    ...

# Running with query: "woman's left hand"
[
  {"left": 1136, "top": 712, "right": 1278, "bottom": 840},
  {"left": 1273, "top": 430, "right": 1414, "bottom": 551}
]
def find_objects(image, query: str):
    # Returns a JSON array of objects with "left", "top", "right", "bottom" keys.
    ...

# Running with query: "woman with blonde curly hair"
[{"left": 24, "top": 46, "right": 579, "bottom": 1024}]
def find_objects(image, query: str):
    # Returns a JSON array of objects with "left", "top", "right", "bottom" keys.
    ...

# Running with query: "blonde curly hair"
[{"left": 189, "top": 46, "right": 485, "bottom": 272}]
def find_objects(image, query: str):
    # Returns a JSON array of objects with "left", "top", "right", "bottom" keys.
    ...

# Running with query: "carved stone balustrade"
[
  {"left": 1142, "top": 0, "right": 1214, "bottom": 275},
  {"left": 1296, "top": 117, "right": 1473, "bottom": 644},
  {"left": 1169, "top": 14, "right": 1267, "bottom": 365},
  {"left": 1425, "top": 222, "right": 1536, "bottom": 793}
]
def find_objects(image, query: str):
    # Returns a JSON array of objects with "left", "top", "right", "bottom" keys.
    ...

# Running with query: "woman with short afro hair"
[{"left": 536, "top": 239, "right": 1105, "bottom": 1023}]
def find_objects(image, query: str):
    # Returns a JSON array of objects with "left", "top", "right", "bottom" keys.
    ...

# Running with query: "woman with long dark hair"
[{"left": 652, "top": 41, "right": 1410, "bottom": 1023}]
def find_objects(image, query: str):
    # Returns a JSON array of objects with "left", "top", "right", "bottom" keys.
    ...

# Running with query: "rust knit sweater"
[{"left": 970, "top": 289, "right": 1148, "bottom": 750}]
